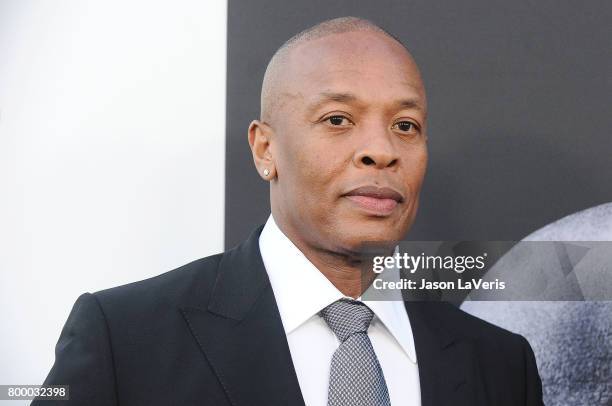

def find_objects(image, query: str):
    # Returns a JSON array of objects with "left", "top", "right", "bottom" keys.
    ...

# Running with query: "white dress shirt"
[{"left": 259, "top": 215, "right": 421, "bottom": 406}]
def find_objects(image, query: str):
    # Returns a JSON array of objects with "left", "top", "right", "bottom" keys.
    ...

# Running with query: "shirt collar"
[{"left": 259, "top": 215, "right": 417, "bottom": 363}]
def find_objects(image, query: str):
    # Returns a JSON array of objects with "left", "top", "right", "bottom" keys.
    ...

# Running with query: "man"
[{"left": 35, "top": 17, "right": 543, "bottom": 405}]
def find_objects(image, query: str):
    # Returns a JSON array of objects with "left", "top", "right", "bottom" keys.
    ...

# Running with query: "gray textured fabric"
[
  {"left": 320, "top": 299, "right": 391, "bottom": 406},
  {"left": 523, "top": 202, "right": 612, "bottom": 241},
  {"left": 462, "top": 202, "right": 612, "bottom": 405}
]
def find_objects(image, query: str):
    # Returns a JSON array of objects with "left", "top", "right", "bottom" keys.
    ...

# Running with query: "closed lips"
[{"left": 343, "top": 186, "right": 404, "bottom": 215}]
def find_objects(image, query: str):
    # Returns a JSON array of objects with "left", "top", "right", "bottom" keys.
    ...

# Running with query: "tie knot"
[{"left": 320, "top": 299, "right": 374, "bottom": 342}]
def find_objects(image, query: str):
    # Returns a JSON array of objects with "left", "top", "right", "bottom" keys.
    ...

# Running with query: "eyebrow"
[
  {"left": 315, "top": 92, "right": 358, "bottom": 105},
  {"left": 396, "top": 98, "right": 424, "bottom": 111},
  {"left": 309, "top": 91, "right": 424, "bottom": 111}
]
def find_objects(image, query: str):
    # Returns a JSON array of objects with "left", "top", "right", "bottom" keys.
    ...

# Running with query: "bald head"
[{"left": 260, "top": 17, "right": 419, "bottom": 123}]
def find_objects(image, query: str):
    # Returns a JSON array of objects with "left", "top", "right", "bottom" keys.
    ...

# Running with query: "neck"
[
  {"left": 305, "top": 248, "right": 377, "bottom": 299},
  {"left": 271, "top": 216, "right": 376, "bottom": 299}
]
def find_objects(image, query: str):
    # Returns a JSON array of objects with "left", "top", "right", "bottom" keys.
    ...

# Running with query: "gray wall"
[{"left": 225, "top": 0, "right": 612, "bottom": 248}]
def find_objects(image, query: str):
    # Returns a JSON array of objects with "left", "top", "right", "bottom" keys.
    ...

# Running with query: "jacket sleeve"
[
  {"left": 31, "top": 293, "right": 117, "bottom": 405},
  {"left": 519, "top": 335, "right": 544, "bottom": 406}
]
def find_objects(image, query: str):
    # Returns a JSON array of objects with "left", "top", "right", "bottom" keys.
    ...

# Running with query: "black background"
[{"left": 225, "top": 0, "right": 612, "bottom": 248}]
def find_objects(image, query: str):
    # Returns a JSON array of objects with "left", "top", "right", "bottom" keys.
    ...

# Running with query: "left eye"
[
  {"left": 326, "top": 115, "right": 351, "bottom": 126},
  {"left": 392, "top": 121, "right": 415, "bottom": 132}
]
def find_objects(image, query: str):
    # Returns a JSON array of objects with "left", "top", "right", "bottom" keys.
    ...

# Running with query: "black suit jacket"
[{"left": 34, "top": 226, "right": 543, "bottom": 405}]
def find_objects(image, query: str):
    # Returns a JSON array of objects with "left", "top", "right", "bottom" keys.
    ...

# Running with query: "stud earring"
[{"left": 263, "top": 168, "right": 270, "bottom": 177}]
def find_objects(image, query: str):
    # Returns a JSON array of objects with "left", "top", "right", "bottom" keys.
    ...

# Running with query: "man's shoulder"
[
  {"left": 418, "top": 301, "right": 528, "bottom": 348},
  {"left": 92, "top": 252, "right": 224, "bottom": 313}
]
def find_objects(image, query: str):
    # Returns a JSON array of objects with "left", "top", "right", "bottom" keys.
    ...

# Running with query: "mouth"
[{"left": 343, "top": 185, "right": 405, "bottom": 216}]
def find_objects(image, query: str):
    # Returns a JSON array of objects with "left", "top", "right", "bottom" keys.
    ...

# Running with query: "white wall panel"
[{"left": 0, "top": 0, "right": 227, "bottom": 396}]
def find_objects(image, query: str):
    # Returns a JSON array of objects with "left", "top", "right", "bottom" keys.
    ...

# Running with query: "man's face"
[{"left": 269, "top": 31, "right": 428, "bottom": 253}]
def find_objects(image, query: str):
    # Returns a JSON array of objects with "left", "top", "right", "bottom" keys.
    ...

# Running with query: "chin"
[{"left": 333, "top": 219, "right": 405, "bottom": 252}]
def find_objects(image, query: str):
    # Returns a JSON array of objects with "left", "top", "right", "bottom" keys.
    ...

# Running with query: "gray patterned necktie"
[{"left": 320, "top": 299, "right": 392, "bottom": 406}]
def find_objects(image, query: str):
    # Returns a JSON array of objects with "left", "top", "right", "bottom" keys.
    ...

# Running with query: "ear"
[{"left": 248, "top": 120, "right": 276, "bottom": 180}]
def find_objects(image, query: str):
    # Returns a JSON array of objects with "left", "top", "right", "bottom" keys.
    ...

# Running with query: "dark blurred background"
[{"left": 225, "top": 0, "right": 612, "bottom": 248}]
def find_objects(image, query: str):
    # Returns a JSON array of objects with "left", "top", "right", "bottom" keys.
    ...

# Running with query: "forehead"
[{"left": 282, "top": 31, "right": 426, "bottom": 105}]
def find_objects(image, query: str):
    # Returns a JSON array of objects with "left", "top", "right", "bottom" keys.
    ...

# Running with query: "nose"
[{"left": 353, "top": 128, "right": 399, "bottom": 170}]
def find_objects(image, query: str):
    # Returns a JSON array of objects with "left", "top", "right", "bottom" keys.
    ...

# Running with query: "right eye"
[{"left": 325, "top": 115, "right": 352, "bottom": 126}]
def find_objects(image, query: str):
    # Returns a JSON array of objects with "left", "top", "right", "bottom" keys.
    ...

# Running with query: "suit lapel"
[
  {"left": 180, "top": 226, "right": 305, "bottom": 406},
  {"left": 178, "top": 225, "right": 484, "bottom": 406},
  {"left": 406, "top": 302, "right": 484, "bottom": 406}
]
